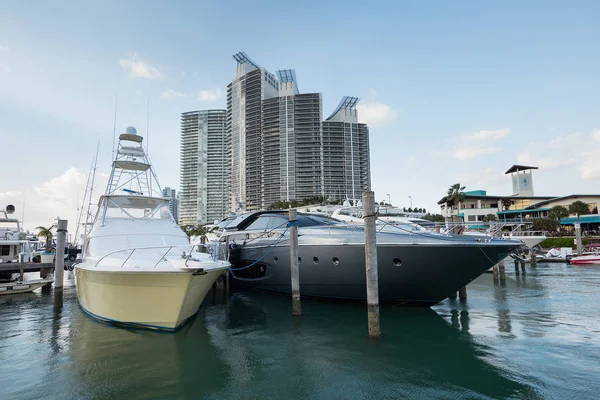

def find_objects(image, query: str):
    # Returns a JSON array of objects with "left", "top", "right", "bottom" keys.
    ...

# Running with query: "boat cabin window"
[
  {"left": 244, "top": 213, "right": 340, "bottom": 231},
  {"left": 1, "top": 245, "right": 10, "bottom": 256},
  {"left": 101, "top": 196, "right": 173, "bottom": 220}
]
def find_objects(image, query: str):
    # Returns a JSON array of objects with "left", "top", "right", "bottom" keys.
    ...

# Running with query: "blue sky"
[{"left": 1, "top": 0, "right": 600, "bottom": 229}]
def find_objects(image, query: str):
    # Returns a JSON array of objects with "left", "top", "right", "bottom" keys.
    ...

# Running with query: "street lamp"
[
  {"left": 408, "top": 196, "right": 413, "bottom": 209},
  {"left": 386, "top": 193, "right": 391, "bottom": 205}
]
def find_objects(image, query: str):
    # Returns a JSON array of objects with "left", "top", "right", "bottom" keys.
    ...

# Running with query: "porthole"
[
  {"left": 332, "top": 257, "right": 340, "bottom": 265},
  {"left": 298, "top": 257, "right": 302, "bottom": 263},
  {"left": 274, "top": 256, "right": 278, "bottom": 264},
  {"left": 313, "top": 257, "right": 319, "bottom": 264},
  {"left": 393, "top": 258, "right": 402, "bottom": 267}
]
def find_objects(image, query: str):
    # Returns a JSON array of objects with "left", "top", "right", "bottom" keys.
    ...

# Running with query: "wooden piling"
[
  {"left": 289, "top": 208, "right": 301, "bottom": 316},
  {"left": 493, "top": 264, "right": 499, "bottom": 280},
  {"left": 499, "top": 261, "right": 506, "bottom": 281},
  {"left": 575, "top": 223, "right": 583, "bottom": 256},
  {"left": 54, "top": 219, "right": 68, "bottom": 289},
  {"left": 459, "top": 286, "right": 467, "bottom": 299},
  {"left": 363, "top": 191, "right": 380, "bottom": 338},
  {"left": 19, "top": 263, "right": 24, "bottom": 282},
  {"left": 514, "top": 259, "right": 519, "bottom": 272},
  {"left": 520, "top": 261, "right": 526, "bottom": 272},
  {"left": 530, "top": 248, "right": 537, "bottom": 267}
]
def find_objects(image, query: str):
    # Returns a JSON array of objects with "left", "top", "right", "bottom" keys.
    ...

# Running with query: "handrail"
[{"left": 93, "top": 243, "right": 219, "bottom": 268}]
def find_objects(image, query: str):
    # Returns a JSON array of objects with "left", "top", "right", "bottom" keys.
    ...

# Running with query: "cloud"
[
  {"left": 450, "top": 128, "right": 510, "bottom": 160},
  {"left": 0, "top": 63, "right": 10, "bottom": 73},
  {"left": 460, "top": 129, "right": 511, "bottom": 141},
  {"left": 517, "top": 151, "right": 530, "bottom": 163},
  {"left": 119, "top": 54, "right": 164, "bottom": 80},
  {"left": 456, "top": 168, "right": 505, "bottom": 186},
  {"left": 198, "top": 88, "right": 223, "bottom": 102},
  {"left": 160, "top": 88, "right": 186, "bottom": 99},
  {"left": 580, "top": 149, "right": 600, "bottom": 180},
  {"left": 547, "top": 132, "right": 584, "bottom": 148},
  {"left": 538, "top": 158, "right": 577, "bottom": 169},
  {"left": 0, "top": 168, "right": 110, "bottom": 233},
  {"left": 357, "top": 102, "right": 398, "bottom": 127},
  {"left": 0, "top": 45, "right": 8, "bottom": 51},
  {"left": 452, "top": 146, "right": 500, "bottom": 160},
  {"left": 592, "top": 129, "right": 600, "bottom": 142}
]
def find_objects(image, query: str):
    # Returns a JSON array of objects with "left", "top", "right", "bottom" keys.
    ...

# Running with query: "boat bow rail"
[{"left": 92, "top": 243, "right": 224, "bottom": 269}]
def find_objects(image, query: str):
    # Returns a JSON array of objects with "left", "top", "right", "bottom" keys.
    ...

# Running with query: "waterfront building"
[
  {"left": 322, "top": 96, "right": 371, "bottom": 202},
  {"left": 161, "top": 187, "right": 179, "bottom": 222},
  {"left": 227, "top": 52, "right": 279, "bottom": 212},
  {"left": 179, "top": 110, "right": 228, "bottom": 226},
  {"left": 438, "top": 165, "right": 600, "bottom": 224},
  {"left": 226, "top": 52, "right": 371, "bottom": 211}
]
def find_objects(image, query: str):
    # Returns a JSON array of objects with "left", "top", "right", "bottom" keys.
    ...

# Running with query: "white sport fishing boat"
[
  {"left": 0, "top": 205, "right": 53, "bottom": 295},
  {"left": 75, "top": 127, "right": 229, "bottom": 331}
]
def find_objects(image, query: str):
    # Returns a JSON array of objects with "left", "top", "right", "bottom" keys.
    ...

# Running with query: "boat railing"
[{"left": 93, "top": 243, "right": 224, "bottom": 268}]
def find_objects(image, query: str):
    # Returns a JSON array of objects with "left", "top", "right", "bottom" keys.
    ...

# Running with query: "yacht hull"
[
  {"left": 75, "top": 268, "right": 223, "bottom": 331},
  {"left": 229, "top": 243, "right": 515, "bottom": 305}
]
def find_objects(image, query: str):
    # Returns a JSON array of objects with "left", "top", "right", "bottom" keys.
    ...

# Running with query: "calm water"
[{"left": 1, "top": 264, "right": 599, "bottom": 400}]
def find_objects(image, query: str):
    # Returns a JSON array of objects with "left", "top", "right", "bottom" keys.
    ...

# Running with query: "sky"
[{"left": 1, "top": 0, "right": 600, "bottom": 231}]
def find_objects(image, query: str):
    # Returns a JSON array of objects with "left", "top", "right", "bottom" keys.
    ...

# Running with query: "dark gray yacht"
[{"left": 218, "top": 211, "right": 519, "bottom": 306}]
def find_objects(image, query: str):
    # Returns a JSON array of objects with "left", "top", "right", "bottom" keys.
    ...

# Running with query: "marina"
[{"left": 1, "top": 263, "right": 599, "bottom": 399}]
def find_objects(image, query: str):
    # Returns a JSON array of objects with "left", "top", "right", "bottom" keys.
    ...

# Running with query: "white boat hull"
[
  {"left": 75, "top": 268, "right": 224, "bottom": 331},
  {"left": 570, "top": 254, "right": 600, "bottom": 266},
  {"left": 0, "top": 279, "right": 53, "bottom": 295},
  {"left": 507, "top": 235, "right": 546, "bottom": 249}
]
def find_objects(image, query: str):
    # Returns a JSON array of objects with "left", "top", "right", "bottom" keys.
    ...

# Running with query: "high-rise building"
[
  {"left": 227, "top": 52, "right": 279, "bottom": 212},
  {"left": 225, "top": 51, "right": 371, "bottom": 211},
  {"left": 179, "top": 110, "right": 228, "bottom": 226},
  {"left": 162, "top": 187, "right": 179, "bottom": 222},
  {"left": 322, "top": 97, "right": 371, "bottom": 202},
  {"left": 261, "top": 70, "right": 323, "bottom": 208}
]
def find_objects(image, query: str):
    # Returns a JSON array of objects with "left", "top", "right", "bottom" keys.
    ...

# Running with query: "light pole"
[
  {"left": 386, "top": 193, "right": 391, "bottom": 205},
  {"left": 408, "top": 196, "right": 412, "bottom": 209}
]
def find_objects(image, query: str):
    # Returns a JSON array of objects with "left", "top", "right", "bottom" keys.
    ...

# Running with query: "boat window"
[
  {"left": 297, "top": 215, "right": 339, "bottom": 227},
  {"left": 102, "top": 198, "right": 173, "bottom": 220},
  {"left": 245, "top": 215, "right": 288, "bottom": 231},
  {"left": 1, "top": 245, "right": 10, "bottom": 256}
]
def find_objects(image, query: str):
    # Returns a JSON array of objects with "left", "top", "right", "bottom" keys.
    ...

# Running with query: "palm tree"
[
  {"left": 501, "top": 198, "right": 515, "bottom": 211},
  {"left": 35, "top": 226, "right": 54, "bottom": 252},
  {"left": 446, "top": 183, "right": 466, "bottom": 212}
]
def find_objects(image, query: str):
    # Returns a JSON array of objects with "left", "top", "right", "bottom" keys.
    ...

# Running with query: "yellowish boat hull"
[{"left": 75, "top": 268, "right": 223, "bottom": 331}]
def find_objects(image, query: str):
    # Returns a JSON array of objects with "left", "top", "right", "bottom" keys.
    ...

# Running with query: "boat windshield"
[
  {"left": 243, "top": 213, "right": 339, "bottom": 231},
  {"left": 100, "top": 196, "right": 173, "bottom": 220}
]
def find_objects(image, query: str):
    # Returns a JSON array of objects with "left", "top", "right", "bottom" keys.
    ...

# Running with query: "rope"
[{"left": 228, "top": 221, "right": 295, "bottom": 271}]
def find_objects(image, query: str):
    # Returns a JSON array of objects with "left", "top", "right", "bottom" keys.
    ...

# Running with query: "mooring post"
[
  {"left": 19, "top": 263, "right": 24, "bottom": 282},
  {"left": 459, "top": 286, "right": 467, "bottom": 300},
  {"left": 493, "top": 264, "right": 499, "bottom": 280},
  {"left": 530, "top": 248, "right": 537, "bottom": 267},
  {"left": 499, "top": 260, "right": 506, "bottom": 281},
  {"left": 363, "top": 191, "right": 381, "bottom": 338},
  {"left": 575, "top": 222, "right": 582, "bottom": 256},
  {"left": 289, "top": 208, "right": 301, "bottom": 316},
  {"left": 54, "top": 219, "right": 68, "bottom": 289},
  {"left": 520, "top": 261, "right": 526, "bottom": 272},
  {"left": 514, "top": 259, "right": 519, "bottom": 272}
]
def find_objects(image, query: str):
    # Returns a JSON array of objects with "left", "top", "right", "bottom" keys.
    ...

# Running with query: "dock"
[{"left": 0, "top": 262, "right": 55, "bottom": 273}]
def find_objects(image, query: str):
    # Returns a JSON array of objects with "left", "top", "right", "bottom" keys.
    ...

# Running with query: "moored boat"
[
  {"left": 75, "top": 127, "right": 229, "bottom": 331},
  {"left": 218, "top": 211, "right": 521, "bottom": 305},
  {"left": 569, "top": 254, "right": 600, "bottom": 266}
]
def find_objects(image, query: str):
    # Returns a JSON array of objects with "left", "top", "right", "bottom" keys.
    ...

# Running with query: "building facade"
[
  {"left": 322, "top": 97, "right": 371, "bottom": 203},
  {"left": 226, "top": 52, "right": 371, "bottom": 211},
  {"left": 227, "top": 52, "right": 279, "bottom": 212},
  {"left": 179, "top": 109, "right": 228, "bottom": 226},
  {"left": 161, "top": 187, "right": 179, "bottom": 222}
]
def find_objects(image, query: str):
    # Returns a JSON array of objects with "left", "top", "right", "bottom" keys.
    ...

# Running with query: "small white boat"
[
  {"left": 75, "top": 126, "right": 229, "bottom": 331},
  {"left": 0, "top": 278, "right": 54, "bottom": 295},
  {"left": 569, "top": 254, "right": 600, "bottom": 266}
]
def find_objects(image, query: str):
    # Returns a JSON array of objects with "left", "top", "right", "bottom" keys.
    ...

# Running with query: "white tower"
[{"left": 506, "top": 165, "right": 538, "bottom": 197}]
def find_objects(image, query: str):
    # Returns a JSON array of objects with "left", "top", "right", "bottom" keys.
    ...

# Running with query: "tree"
[
  {"left": 407, "top": 207, "right": 413, "bottom": 212},
  {"left": 483, "top": 214, "right": 497, "bottom": 222},
  {"left": 423, "top": 208, "right": 427, "bottom": 213},
  {"left": 548, "top": 205, "right": 569, "bottom": 221},
  {"left": 35, "top": 226, "right": 54, "bottom": 251},
  {"left": 501, "top": 198, "right": 514, "bottom": 211},
  {"left": 531, "top": 218, "right": 559, "bottom": 233},
  {"left": 446, "top": 183, "right": 466, "bottom": 211},
  {"left": 422, "top": 213, "right": 445, "bottom": 222},
  {"left": 402, "top": 207, "right": 406, "bottom": 212},
  {"left": 569, "top": 201, "right": 591, "bottom": 216}
]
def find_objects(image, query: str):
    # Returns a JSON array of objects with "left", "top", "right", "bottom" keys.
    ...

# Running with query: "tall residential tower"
[{"left": 179, "top": 109, "right": 228, "bottom": 226}]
